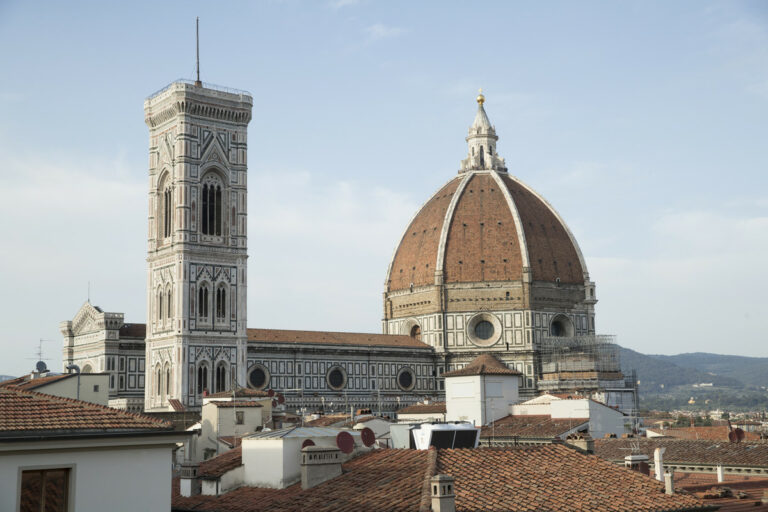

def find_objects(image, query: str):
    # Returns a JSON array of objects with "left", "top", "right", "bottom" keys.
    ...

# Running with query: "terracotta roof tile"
[
  {"left": 397, "top": 402, "right": 446, "bottom": 415},
  {"left": 652, "top": 426, "right": 761, "bottom": 442},
  {"left": 172, "top": 445, "right": 709, "bottom": 512},
  {"left": 208, "top": 401, "right": 263, "bottom": 408},
  {"left": 480, "top": 414, "right": 589, "bottom": 439},
  {"left": 595, "top": 438, "right": 768, "bottom": 468},
  {"left": 198, "top": 447, "right": 242, "bottom": 479},
  {"left": 389, "top": 176, "right": 462, "bottom": 289},
  {"left": 169, "top": 399, "right": 186, "bottom": 412},
  {"left": 0, "top": 374, "right": 77, "bottom": 390},
  {"left": 0, "top": 387, "right": 172, "bottom": 434},
  {"left": 247, "top": 328, "right": 430, "bottom": 349},
  {"left": 206, "top": 388, "right": 269, "bottom": 399},
  {"left": 303, "top": 414, "right": 348, "bottom": 427},
  {"left": 442, "top": 353, "right": 521, "bottom": 378}
]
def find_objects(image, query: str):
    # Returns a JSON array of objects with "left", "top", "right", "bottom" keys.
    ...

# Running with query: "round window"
[
  {"left": 327, "top": 367, "right": 346, "bottom": 390},
  {"left": 248, "top": 365, "right": 269, "bottom": 389},
  {"left": 397, "top": 368, "right": 415, "bottom": 391},
  {"left": 474, "top": 320, "right": 494, "bottom": 340}
]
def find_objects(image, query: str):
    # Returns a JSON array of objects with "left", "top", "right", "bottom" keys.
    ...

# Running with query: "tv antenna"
[
  {"left": 195, "top": 17, "right": 202, "bottom": 86},
  {"left": 27, "top": 339, "right": 54, "bottom": 373}
]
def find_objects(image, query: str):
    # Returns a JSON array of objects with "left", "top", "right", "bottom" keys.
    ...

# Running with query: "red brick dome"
[{"left": 385, "top": 171, "right": 587, "bottom": 292}]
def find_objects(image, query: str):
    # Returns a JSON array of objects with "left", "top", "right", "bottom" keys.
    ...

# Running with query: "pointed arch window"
[
  {"left": 216, "top": 286, "right": 226, "bottom": 321},
  {"left": 201, "top": 175, "right": 223, "bottom": 236},
  {"left": 167, "top": 289, "right": 172, "bottom": 320},
  {"left": 197, "top": 364, "right": 209, "bottom": 395},
  {"left": 198, "top": 285, "right": 209, "bottom": 318},
  {"left": 480, "top": 145, "right": 485, "bottom": 168},
  {"left": 165, "top": 365, "right": 171, "bottom": 396},
  {"left": 163, "top": 186, "right": 173, "bottom": 238},
  {"left": 215, "top": 362, "right": 227, "bottom": 393},
  {"left": 156, "top": 366, "right": 162, "bottom": 396},
  {"left": 157, "top": 290, "right": 164, "bottom": 322}
]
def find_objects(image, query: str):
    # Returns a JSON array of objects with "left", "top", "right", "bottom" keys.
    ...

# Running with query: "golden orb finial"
[{"left": 476, "top": 88, "right": 485, "bottom": 105}]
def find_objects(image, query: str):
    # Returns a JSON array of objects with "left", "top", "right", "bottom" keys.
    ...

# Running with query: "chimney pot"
[
  {"left": 301, "top": 445, "right": 342, "bottom": 490},
  {"left": 664, "top": 471, "right": 674, "bottom": 495},
  {"left": 431, "top": 474, "right": 456, "bottom": 512}
]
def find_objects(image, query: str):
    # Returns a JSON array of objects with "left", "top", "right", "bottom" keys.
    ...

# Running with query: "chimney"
[
  {"left": 566, "top": 434, "right": 594, "bottom": 454},
  {"left": 179, "top": 462, "right": 199, "bottom": 497},
  {"left": 301, "top": 445, "right": 342, "bottom": 489},
  {"left": 716, "top": 465, "right": 724, "bottom": 483},
  {"left": 430, "top": 474, "right": 456, "bottom": 512},
  {"left": 653, "top": 447, "right": 666, "bottom": 482},
  {"left": 624, "top": 454, "right": 650, "bottom": 476},
  {"left": 664, "top": 471, "right": 674, "bottom": 495}
]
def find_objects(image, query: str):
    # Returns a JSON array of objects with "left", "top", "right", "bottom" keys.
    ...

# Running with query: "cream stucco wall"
[{"left": 0, "top": 439, "right": 176, "bottom": 512}]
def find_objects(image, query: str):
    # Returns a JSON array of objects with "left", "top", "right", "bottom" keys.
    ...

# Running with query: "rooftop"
[
  {"left": 198, "top": 447, "right": 242, "bottom": 479},
  {"left": 595, "top": 438, "right": 768, "bottom": 468},
  {"left": 172, "top": 445, "right": 708, "bottom": 512},
  {"left": 442, "top": 354, "right": 522, "bottom": 378},
  {"left": 648, "top": 426, "right": 762, "bottom": 442},
  {"left": 247, "top": 328, "right": 430, "bottom": 349},
  {"left": 397, "top": 402, "right": 447, "bottom": 415},
  {"left": 480, "top": 414, "right": 589, "bottom": 439},
  {"left": 0, "top": 387, "right": 172, "bottom": 436},
  {"left": 206, "top": 388, "right": 269, "bottom": 399}
]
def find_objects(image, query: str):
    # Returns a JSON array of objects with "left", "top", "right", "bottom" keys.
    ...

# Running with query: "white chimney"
[
  {"left": 716, "top": 465, "right": 725, "bottom": 483},
  {"left": 179, "top": 462, "right": 199, "bottom": 497},
  {"left": 664, "top": 471, "right": 674, "bottom": 495},
  {"left": 431, "top": 474, "right": 456, "bottom": 512},
  {"left": 301, "top": 446, "right": 342, "bottom": 489},
  {"left": 654, "top": 447, "right": 666, "bottom": 482}
]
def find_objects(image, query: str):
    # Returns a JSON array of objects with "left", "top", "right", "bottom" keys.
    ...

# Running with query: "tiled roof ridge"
[
  {"left": 13, "top": 374, "right": 76, "bottom": 390},
  {"left": 247, "top": 327, "right": 431, "bottom": 349},
  {"left": 418, "top": 447, "right": 439, "bottom": 512},
  {"left": 10, "top": 387, "right": 172, "bottom": 429},
  {"left": 443, "top": 353, "right": 522, "bottom": 377}
]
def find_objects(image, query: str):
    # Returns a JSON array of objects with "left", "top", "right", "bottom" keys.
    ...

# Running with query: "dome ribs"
[
  {"left": 444, "top": 173, "right": 523, "bottom": 283},
  {"left": 388, "top": 177, "right": 461, "bottom": 290},
  {"left": 501, "top": 175, "right": 584, "bottom": 284}
]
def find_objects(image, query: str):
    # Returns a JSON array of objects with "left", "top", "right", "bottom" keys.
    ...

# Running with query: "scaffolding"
[
  {"left": 536, "top": 335, "right": 640, "bottom": 426},
  {"left": 538, "top": 335, "right": 622, "bottom": 381}
]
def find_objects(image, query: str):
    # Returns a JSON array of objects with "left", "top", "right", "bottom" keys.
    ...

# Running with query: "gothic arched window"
[
  {"left": 165, "top": 365, "right": 171, "bottom": 396},
  {"left": 198, "top": 285, "right": 209, "bottom": 318},
  {"left": 197, "top": 364, "right": 209, "bottom": 395},
  {"left": 156, "top": 366, "right": 162, "bottom": 396},
  {"left": 216, "top": 286, "right": 226, "bottom": 321},
  {"left": 215, "top": 363, "right": 227, "bottom": 393},
  {"left": 157, "top": 290, "right": 163, "bottom": 321},
  {"left": 480, "top": 145, "right": 485, "bottom": 168},
  {"left": 166, "top": 289, "right": 172, "bottom": 320},
  {"left": 163, "top": 186, "right": 172, "bottom": 238},
  {"left": 201, "top": 174, "right": 223, "bottom": 236}
]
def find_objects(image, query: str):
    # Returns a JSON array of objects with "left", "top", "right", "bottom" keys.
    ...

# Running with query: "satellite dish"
[
  {"left": 735, "top": 428, "right": 745, "bottom": 443},
  {"left": 360, "top": 427, "right": 375, "bottom": 447},
  {"left": 336, "top": 431, "right": 354, "bottom": 454},
  {"left": 277, "top": 394, "right": 285, "bottom": 405},
  {"left": 271, "top": 399, "right": 278, "bottom": 407},
  {"left": 267, "top": 389, "right": 275, "bottom": 397},
  {"left": 301, "top": 439, "right": 315, "bottom": 449},
  {"left": 728, "top": 431, "right": 736, "bottom": 443},
  {"left": 35, "top": 361, "right": 48, "bottom": 373}
]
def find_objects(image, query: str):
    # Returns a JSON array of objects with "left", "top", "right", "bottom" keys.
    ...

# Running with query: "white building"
[
  {"left": 444, "top": 354, "right": 521, "bottom": 426},
  {"left": 0, "top": 386, "right": 186, "bottom": 512}
]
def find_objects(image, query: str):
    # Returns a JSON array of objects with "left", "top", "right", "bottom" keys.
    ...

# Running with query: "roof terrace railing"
[{"left": 146, "top": 79, "right": 252, "bottom": 101}]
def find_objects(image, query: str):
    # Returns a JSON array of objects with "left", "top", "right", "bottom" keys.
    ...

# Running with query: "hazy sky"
[{"left": 0, "top": 0, "right": 766, "bottom": 375}]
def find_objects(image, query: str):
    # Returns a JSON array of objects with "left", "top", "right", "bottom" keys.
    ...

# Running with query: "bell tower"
[{"left": 143, "top": 80, "right": 253, "bottom": 411}]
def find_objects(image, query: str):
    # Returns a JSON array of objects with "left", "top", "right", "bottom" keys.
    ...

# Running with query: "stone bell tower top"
[{"left": 460, "top": 90, "right": 507, "bottom": 173}]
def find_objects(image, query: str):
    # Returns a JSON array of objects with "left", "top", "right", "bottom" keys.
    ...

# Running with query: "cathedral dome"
[{"left": 385, "top": 96, "right": 588, "bottom": 293}]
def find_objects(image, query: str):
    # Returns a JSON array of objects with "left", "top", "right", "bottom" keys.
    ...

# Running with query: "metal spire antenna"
[{"left": 195, "top": 17, "right": 202, "bottom": 87}]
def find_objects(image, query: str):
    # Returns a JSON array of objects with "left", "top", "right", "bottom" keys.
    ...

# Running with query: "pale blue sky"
[{"left": 0, "top": 1, "right": 766, "bottom": 375}]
